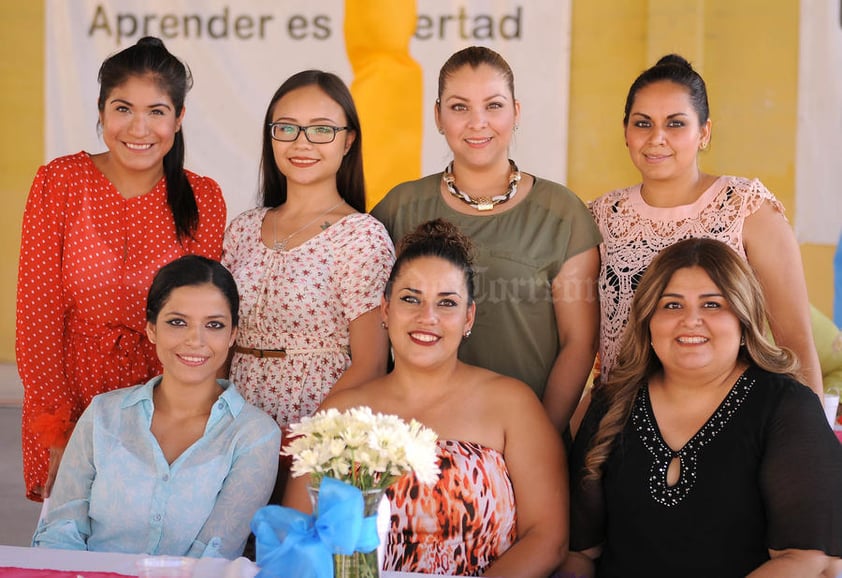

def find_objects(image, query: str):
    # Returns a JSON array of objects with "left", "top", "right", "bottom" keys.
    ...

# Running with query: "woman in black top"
[{"left": 564, "top": 238, "right": 842, "bottom": 577}]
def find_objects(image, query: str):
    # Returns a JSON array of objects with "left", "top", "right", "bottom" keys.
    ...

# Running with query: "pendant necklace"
[
  {"left": 272, "top": 199, "right": 345, "bottom": 251},
  {"left": 442, "top": 159, "right": 521, "bottom": 211}
]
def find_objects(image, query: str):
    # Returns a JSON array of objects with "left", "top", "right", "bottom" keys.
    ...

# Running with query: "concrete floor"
[{"left": 0, "top": 364, "right": 43, "bottom": 546}]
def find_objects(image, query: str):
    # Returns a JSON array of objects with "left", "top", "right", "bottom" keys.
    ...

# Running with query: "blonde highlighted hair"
[{"left": 583, "top": 237, "right": 799, "bottom": 480}]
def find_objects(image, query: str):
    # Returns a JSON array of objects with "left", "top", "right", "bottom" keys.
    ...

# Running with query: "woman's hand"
[
  {"left": 556, "top": 548, "right": 599, "bottom": 578},
  {"left": 747, "top": 548, "right": 836, "bottom": 577},
  {"left": 43, "top": 445, "right": 65, "bottom": 499}
]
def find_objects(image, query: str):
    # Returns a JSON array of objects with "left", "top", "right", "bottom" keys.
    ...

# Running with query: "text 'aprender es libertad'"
[{"left": 88, "top": 4, "right": 525, "bottom": 45}]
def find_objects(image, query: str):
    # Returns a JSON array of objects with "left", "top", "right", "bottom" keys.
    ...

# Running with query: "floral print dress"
[{"left": 222, "top": 209, "right": 394, "bottom": 426}]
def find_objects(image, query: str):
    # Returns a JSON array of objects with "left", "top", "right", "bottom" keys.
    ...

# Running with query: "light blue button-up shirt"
[{"left": 32, "top": 377, "right": 281, "bottom": 559}]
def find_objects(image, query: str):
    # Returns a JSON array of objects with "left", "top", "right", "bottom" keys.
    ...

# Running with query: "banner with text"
[
  {"left": 795, "top": 0, "right": 842, "bottom": 245},
  {"left": 46, "top": 0, "right": 571, "bottom": 219}
]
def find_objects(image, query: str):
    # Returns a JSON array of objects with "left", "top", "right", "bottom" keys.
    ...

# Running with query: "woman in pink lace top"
[{"left": 590, "top": 54, "right": 822, "bottom": 395}]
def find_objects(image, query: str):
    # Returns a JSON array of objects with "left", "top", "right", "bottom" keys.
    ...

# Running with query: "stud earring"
[
  {"left": 438, "top": 127, "right": 444, "bottom": 135},
  {"left": 513, "top": 124, "right": 519, "bottom": 132},
  {"left": 463, "top": 330, "right": 472, "bottom": 338},
  {"left": 700, "top": 141, "right": 709, "bottom": 151},
  {"left": 380, "top": 321, "right": 388, "bottom": 329},
  {"left": 740, "top": 335, "right": 745, "bottom": 346}
]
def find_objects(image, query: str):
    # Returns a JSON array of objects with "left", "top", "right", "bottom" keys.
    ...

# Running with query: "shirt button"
[
  {"left": 162, "top": 474, "right": 169, "bottom": 482},
  {"left": 154, "top": 514, "right": 162, "bottom": 521},
  {"left": 216, "top": 402, "right": 225, "bottom": 410}
]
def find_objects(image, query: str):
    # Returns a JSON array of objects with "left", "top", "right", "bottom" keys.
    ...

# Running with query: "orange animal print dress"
[{"left": 384, "top": 440, "right": 517, "bottom": 576}]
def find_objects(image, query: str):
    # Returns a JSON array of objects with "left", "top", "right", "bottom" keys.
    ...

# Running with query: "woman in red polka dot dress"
[{"left": 15, "top": 37, "right": 226, "bottom": 502}]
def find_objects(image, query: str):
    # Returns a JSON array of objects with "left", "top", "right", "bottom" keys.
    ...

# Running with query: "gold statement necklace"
[
  {"left": 442, "top": 159, "right": 521, "bottom": 211},
  {"left": 272, "top": 200, "right": 345, "bottom": 251}
]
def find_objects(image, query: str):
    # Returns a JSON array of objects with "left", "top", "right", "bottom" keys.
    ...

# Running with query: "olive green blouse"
[{"left": 371, "top": 173, "right": 601, "bottom": 397}]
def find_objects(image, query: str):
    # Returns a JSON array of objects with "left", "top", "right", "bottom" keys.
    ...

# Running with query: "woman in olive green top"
[{"left": 372, "top": 46, "right": 601, "bottom": 434}]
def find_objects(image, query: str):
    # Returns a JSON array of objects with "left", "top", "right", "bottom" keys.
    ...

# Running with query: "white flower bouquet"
[{"left": 283, "top": 406, "right": 440, "bottom": 490}]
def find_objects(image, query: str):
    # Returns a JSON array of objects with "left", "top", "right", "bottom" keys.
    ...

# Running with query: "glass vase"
[{"left": 307, "top": 484, "right": 384, "bottom": 578}]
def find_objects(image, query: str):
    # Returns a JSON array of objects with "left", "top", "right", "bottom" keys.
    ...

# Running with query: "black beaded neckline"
[{"left": 632, "top": 370, "right": 755, "bottom": 507}]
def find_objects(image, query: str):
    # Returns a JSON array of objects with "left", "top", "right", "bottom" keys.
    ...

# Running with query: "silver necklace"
[
  {"left": 442, "top": 159, "right": 521, "bottom": 211},
  {"left": 272, "top": 200, "right": 345, "bottom": 251}
]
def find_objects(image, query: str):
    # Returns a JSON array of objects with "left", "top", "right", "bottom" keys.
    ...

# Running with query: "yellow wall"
[
  {"left": 1, "top": 3, "right": 44, "bottom": 362},
  {"left": 0, "top": 1, "right": 835, "bottom": 362},
  {"left": 568, "top": 0, "right": 834, "bottom": 316}
]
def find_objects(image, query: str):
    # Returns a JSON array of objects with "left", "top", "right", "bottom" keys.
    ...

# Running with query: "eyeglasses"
[{"left": 268, "top": 123, "right": 350, "bottom": 144}]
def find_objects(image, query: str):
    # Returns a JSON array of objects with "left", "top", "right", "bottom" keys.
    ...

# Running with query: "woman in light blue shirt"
[{"left": 32, "top": 255, "right": 281, "bottom": 559}]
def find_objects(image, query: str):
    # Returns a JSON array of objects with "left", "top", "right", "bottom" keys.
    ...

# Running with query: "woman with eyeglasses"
[{"left": 222, "top": 70, "right": 395, "bottom": 432}]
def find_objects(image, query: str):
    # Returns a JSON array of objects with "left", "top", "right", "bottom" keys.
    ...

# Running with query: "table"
[{"left": 0, "top": 545, "right": 436, "bottom": 577}]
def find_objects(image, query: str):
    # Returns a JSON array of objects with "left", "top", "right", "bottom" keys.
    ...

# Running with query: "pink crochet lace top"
[{"left": 589, "top": 175, "right": 785, "bottom": 379}]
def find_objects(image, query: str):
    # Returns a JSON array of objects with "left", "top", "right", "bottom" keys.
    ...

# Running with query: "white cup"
[
  {"left": 136, "top": 556, "right": 196, "bottom": 578},
  {"left": 822, "top": 393, "right": 839, "bottom": 428}
]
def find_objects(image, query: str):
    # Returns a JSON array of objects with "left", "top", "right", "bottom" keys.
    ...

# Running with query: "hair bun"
[
  {"left": 655, "top": 53, "right": 693, "bottom": 70},
  {"left": 397, "top": 218, "right": 475, "bottom": 265},
  {"left": 136, "top": 36, "right": 166, "bottom": 49},
  {"left": 417, "top": 218, "right": 465, "bottom": 243}
]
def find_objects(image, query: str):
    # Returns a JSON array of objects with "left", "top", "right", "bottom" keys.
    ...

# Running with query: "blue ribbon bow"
[{"left": 250, "top": 477, "right": 381, "bottom": 578}]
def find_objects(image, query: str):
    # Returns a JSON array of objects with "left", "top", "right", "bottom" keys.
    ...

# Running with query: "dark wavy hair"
[
  {"left": 259, "top": 70, "right": 365, "bottom": 212},
  {"left": 623, "top": 54, "right": 710, "bottom": 127},
  {"left": 386, "top": 219, "right": 476, "bottom": 305},
  {"left": 98, "top": 36, "right": 197, "bottom": 242},
  {"left": 146, "top": 255, "right": 239, "bottom": 326}
]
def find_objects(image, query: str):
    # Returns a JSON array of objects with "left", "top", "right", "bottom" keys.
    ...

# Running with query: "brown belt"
[{"left": 234, "top": 345, "right": 287, "bottom": 359}]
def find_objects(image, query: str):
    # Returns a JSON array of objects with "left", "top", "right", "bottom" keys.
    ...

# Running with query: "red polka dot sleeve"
[{"left": 16, "top": 160, "right": 74, "bottom": 446}]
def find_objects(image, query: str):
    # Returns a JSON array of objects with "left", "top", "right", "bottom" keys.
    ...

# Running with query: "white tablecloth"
[{"left": 0, "top": 545, "right": 436, "bottom": 577}]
